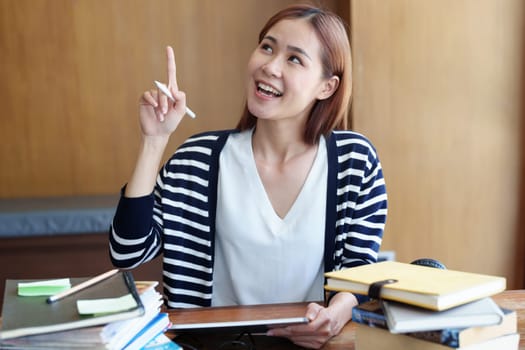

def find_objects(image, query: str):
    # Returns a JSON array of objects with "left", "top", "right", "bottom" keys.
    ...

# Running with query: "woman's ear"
[{"left": 317, "top": 75, "right": 340, "bottom": 100}]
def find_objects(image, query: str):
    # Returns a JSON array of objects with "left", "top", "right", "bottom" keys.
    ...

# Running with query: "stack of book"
[
  {"left": 325, "top": 261, "right": 519, "bottom": 349},
  {"left": 0, "top": 270, "right": 180, "bottom": 349}
]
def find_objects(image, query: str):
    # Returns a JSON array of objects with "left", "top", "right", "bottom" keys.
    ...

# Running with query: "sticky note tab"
[
  {"left": 18, "top": 279, "right": 71, "bottom": 296},
  {"left": 77, "top": 294, "right": 137, "bottom": 315}
]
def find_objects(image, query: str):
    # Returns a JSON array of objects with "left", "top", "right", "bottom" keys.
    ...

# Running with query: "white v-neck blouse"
[{"left": 212, "top": 129, "right": 327, "bottom": 306}]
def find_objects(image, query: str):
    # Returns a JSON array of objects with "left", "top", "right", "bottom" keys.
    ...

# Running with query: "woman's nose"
[{"left": 262, "top": 57, "right": 283, "bottom": 78}]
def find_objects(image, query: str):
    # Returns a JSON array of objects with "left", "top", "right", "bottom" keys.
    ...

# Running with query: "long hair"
[{"left": 236, "top": 4, "right": 352, "bottom": 144}]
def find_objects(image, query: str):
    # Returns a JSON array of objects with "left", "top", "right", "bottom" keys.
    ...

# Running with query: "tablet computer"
[{"left": 167, "top": 302, "right": 311, "bottom": 334}]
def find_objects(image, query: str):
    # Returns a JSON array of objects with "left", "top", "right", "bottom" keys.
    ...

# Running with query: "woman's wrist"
[
  {"left": 125, "top": 136, "right": 169, "bottom": 197},
  {"left": 142, "top": 134, "right": 170, "bottom": 151},
  {"left": 328, "top": 292, "right": 358, "bottom": 328}
]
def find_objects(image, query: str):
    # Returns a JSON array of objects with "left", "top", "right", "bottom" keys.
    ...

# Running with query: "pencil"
[
  {"left": 46, "top": 269, "right": 120, "bottom": 304},
  {"left": 154, "top": 80, "right": 196, "bottom": 118}
]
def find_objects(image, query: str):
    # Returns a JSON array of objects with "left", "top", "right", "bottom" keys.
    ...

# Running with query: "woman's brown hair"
[{"left": 236, "top": 4, "right": 352, "bottom": 144}]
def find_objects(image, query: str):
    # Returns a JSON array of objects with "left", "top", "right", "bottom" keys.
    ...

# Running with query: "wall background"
[
  {"left": 349, "top": 0, "right": 525, "bottom": 288},
  {"left": 0, "top": 0, "right": 523, "bottom": 288}
]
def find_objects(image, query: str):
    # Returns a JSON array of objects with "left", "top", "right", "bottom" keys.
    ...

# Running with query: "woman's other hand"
[{"left": 267, "top": 292, "right": 357, "bottom": 349}]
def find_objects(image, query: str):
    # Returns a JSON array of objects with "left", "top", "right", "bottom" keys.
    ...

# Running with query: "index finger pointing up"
[{"left": 166, "top": 46, "right": 178, "bottom": 91}]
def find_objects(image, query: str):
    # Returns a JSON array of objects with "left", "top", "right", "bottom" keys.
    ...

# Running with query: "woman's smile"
[
  {"left": 254, "top": 80, "right": 284, "bottom": 102},
  {"left": 256, "top": 81, "right": 283, "bottom": 98}
]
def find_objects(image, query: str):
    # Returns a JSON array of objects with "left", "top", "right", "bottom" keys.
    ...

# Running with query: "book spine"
[
  {"left": 407, "top": 308, "right": 515, "bottom": 347},
  {"left": 408, "top": 329, "right": 461, "bottom": 347},
  {"left": 352, "top": 309, "right": 463, "bottom": 347},
  {"left": 351, "top": 307, "right": 388, "bottom": 329},
  {"left": 352, "top": 305, "right": 463, "bottom": 347}
]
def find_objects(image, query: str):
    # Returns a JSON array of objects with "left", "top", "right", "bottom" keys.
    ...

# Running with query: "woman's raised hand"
[{"left": 139, "top": 46, "right": 188, "bottom": 138}]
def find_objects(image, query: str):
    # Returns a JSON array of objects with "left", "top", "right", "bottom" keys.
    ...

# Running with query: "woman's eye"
[
  {"left": 261, "top": 44, "right": 272, "bottom": 53},
  {"left": 289, "top": 55, "right": 302, "bottom": 65}
]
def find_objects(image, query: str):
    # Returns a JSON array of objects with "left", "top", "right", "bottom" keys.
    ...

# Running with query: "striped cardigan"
[{"left": 110, "top": 129, "right": 387, "bottom": 308}]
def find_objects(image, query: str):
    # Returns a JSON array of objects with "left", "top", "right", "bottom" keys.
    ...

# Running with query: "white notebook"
[{"left": 382, "top": 297, "right": 504, "bottom": 334}]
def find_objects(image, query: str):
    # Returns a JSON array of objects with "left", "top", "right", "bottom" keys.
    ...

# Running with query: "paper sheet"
[
  {"left": 76, "top": 294, "right": 137, "bottom": 315},
  {"left": 17, "top": 279, "right": 71, "bottom": 296}
]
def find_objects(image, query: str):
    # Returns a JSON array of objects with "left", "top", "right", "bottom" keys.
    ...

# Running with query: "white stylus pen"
[
  {"left": 154, "top": 80, "right": 196, "bottom": 119},
  {"left": 46, "top": 269, "right": 119, "bottom": 304}
]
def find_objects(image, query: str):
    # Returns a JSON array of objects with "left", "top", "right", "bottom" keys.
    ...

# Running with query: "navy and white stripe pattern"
[{"left": 110, "top": 129, "right": 387, "bottom": 308}]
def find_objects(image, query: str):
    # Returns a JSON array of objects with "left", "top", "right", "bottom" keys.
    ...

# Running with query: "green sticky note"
[
  {"left": 76, "top": 294, "right": 137, "bottom": 315},
  {"left": 17, "top": 279, "right": 71, "bottom": 296}
]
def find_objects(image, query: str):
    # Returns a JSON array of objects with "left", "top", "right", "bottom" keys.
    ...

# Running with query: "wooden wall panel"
[
  {"left": 350, "top": 0, "right": 525, "bottom": 287},
  {"left": 0, "top": 0, "right": 343, "bottom": 198},
  {"left": 0, "top": 1, "right": 77, "bottom": 196}
]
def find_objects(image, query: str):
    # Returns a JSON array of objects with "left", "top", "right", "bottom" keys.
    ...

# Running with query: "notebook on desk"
[
  {"left": 0, "top": 270, "right": 144, "bottom": 339},
  {"left": 168, "top": 302, "right": 310, "bottom": 334}
]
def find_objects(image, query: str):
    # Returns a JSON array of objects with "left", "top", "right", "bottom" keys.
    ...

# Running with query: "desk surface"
[{"left": 167, "top": 290, "right": 525, "bottom": 349}]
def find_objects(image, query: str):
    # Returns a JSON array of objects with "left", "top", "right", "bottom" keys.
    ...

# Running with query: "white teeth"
[{"left": 257, "top": 82, "right": 282, "bottom": 96}]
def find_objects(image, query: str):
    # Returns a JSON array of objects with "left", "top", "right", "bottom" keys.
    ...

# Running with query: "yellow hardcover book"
[{"left": 324, "top": 261, "right": 506, "bottom": 311}]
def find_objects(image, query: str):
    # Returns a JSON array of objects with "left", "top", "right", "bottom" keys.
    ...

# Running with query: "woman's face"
[{"left": 246, "top": 18, "right": 334, "bottom": 124}]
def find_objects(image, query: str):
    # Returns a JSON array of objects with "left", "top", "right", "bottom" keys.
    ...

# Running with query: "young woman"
[{"left": 110, "top": 4, "right": 387, "bottom": 348}]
